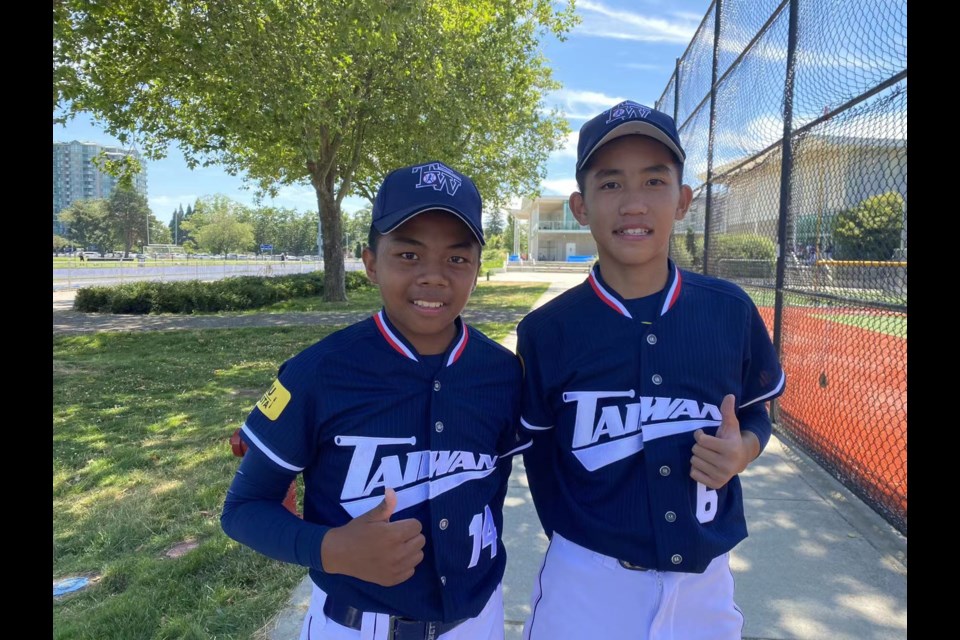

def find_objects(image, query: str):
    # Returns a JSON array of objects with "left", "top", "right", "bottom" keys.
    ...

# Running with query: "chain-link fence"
[{"left": 659, "top": 0, "right": 906, "bottom": 535}]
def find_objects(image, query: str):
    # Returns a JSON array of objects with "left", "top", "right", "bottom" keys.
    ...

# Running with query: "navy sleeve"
[
  {"left": 517, "top": 319, "right": 554, "bottom": 432},
  {"left": 220, "top": 445, "right": 330, "bottom": 571},
  {"left": 737, "top": 400, "right": 772, "bottom": 455},
  {"left": 741, "top": 302, "right": 785, "bottom": 408}
]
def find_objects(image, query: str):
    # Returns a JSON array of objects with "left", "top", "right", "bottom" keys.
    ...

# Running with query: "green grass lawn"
[
  {"left": 252, "top": 281, "right": 549, "bottom": 314},
  {"left": 814, "top": 312, "right": 907, "bottom": 338},
  {"left": 53, "top": 284, "right": 545, "bottom": 639}
]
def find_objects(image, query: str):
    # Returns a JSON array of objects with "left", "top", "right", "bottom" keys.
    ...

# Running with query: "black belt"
[{"left": 322, "top": 598, "right": 467, "bottom": 640}]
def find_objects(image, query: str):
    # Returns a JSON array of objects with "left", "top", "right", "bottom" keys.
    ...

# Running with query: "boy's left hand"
[{"left": 690, "top": 394, "right": 759, "bottom": 489}]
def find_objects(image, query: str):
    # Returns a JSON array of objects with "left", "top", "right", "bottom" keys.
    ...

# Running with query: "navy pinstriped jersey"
[
  {"left": 240, "top": 311, "right": 527, "bottom": 622},
  {"left": 517, "top": 260, "right": 785, "bottom": 574}
]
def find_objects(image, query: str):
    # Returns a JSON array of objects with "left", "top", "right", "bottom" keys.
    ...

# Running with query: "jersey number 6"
[{"left": 696, "top": 482, "right": 718, "bottom": 524}]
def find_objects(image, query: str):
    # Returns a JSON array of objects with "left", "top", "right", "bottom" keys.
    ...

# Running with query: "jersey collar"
[
  {"left": 587, "top": 260, "right": 683, "bottom": 319},
  {"left": 373, "top": 309, "right": 469, "bottom": 367}
]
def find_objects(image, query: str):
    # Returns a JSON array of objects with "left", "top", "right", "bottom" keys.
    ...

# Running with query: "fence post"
[
  {"left": 770, "top": 0, "right": 800, "bottom": 422},
  {"left": 702, "top": 0, "right": 723, "bottom": 276}
]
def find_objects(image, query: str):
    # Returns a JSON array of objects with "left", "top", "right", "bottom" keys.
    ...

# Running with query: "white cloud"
[
  {"left": 541, "top": 178, "right": 579, "bottom": 196},
  {"left": 273, "top": 184, "right": 319, "bottom": 206},
  {"left": 620, "top": 62, "right": 666, "bottom": 71},
  {"left": 549, "top": 89, "right": 627, "bottom": 122},
  {"left": 150, "top": 194, "right": 198, "bottom": 209},
  {"left": 341, "top": 196, "right": 370, "bottom": 214},
  {"left": 552, "top": 131, "right": 581, "bottom": 158},
  {"left": 574, "top": 0, "right": 700, "bottom": 44}
]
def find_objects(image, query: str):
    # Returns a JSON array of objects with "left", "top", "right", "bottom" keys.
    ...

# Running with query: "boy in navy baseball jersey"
[
  {"left": 517, "top": 102, "right": 786, "bottom": 640},
  {"left": 221, "top": 161, "right": 529, "bottom": 640}
]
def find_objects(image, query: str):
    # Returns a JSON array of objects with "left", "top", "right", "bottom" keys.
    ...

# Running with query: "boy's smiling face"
[
  {"left": 362, "top": 210, "right": 481, "bottom": 355},
  {"left": 570, "top": 134, "right": 692, "bottom": 296}
]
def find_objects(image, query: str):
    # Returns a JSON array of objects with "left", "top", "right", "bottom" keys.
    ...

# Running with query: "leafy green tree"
[
  {"left": 59, "top": 199, "right": 115, "bottom": 254},
  {"left": 169, "top": 204, "right": 186, "bottom": 245},
  {"left": 485, "top": 209, "right": 505, "bottom": 237},
  {"left": 343, "top": 207, "right": 373, "bottom": 254},
  {"left": 107, "top": 180, "right": 152, "bottom": 257},
  {"left": 53, "top": 234, "right": 71, "bottom": 254},
  {"left": 247, "top": 206, "right": 282, "bottom": 255},
  {"left": 503, "top": 213, "right": 528, "bottom": 256},
  {"left": 150, "top": 218, "right": 173, "bottom": 245},
  {"left": 178, "top": 204, "right": 196, "bottom": 247},
  {"left": 55, "top": 0, "right": 577, "bottom": 300},
  {"left": 708, "top": 233, "right": 776, "bottom": 278},
  {"left": 181, "top": 195, "right": 254, "bottom": 256},
  {"left": 831, "top": 192, "right": 905, "bottom": 261},
  {"left": 287, "top": 212, "right": 319, "bottom": 256}
]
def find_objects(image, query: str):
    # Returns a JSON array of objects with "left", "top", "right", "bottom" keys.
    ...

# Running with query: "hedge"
[{"left": 74, "top": 271, "right": 375, "bottom": 314}]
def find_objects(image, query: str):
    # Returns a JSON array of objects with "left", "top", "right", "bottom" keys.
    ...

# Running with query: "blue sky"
[{"left": 53, "top": 0, "right": 712, "bottom": 225}]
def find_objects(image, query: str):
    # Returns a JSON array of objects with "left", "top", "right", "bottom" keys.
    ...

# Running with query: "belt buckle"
[
  {"left": 387, "top": 616, "right": 439, "bottom": 640},
  {"left": 618, "top": 559, "right": 650, "bottom": 571}
]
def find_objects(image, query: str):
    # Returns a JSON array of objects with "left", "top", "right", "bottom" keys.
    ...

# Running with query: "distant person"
[
  {"left": 221, "top": 161, "right": 527, "bottom": 639},
  {"left": 516, "top": 101, "right": 786, "bottom": 639},
  {"left": 280, "top": 252, "right": 286, "bottom": 261}
]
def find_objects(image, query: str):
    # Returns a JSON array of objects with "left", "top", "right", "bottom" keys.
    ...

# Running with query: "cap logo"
[
  {"left": 412, "top": 162, "right": 462, "bottom": 196},
  {"left": 607, "top": 101, "right": 651, "bottom": 123}
]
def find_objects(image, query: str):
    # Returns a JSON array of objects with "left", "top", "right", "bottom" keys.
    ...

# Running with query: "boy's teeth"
[
  {"left": 619, "top": 228, "right": 650, "bottom": 235},
  {"left": 414, "top": 300, "right": 443, "bottom": 308}
]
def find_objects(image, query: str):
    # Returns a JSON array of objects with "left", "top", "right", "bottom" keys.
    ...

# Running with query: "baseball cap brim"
[
  {"left": 578, "top": 121, "right": 686, "bottom": 170},
  {"left": 373, "top": 206, "right": 486, "bottom": 246}
]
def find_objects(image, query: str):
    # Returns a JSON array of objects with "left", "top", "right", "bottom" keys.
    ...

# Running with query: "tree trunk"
[{"left": 317, "top": 186, "right": 346, "bottom": 302}]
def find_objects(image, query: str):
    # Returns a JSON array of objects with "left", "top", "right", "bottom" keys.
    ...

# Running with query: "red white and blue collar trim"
[
  {"left": 373, "top": 309, "right": 469, "bottom": 366},
  {"left": 446, "top": 323, "right": 469, "bottom": 367},
  {"left": 587, "top": 261, "right": 682, "bottom": 319}
]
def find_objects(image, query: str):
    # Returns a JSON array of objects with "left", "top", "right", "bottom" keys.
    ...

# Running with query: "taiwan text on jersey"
[
  {"left": 517, "top": 261, "right": 785, "bottom": 574},
  {"left": 241, "top": 312, "right": 528, "bottom": 622}
]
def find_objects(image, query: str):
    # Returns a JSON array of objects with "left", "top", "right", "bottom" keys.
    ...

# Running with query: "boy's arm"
[
  {"left": 221, "top": 447, "right": 425, "bottom": 587},
  {"left": 220, "top": 446, "right": 328, "bottom": 569},
  {"left": 689, "top": 395, "right": 768, "bottom": 489}
]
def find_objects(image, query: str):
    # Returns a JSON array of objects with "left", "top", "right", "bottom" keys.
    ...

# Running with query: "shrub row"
[{"left": 74, "top": 271, "right": 374, "bottom": 314}]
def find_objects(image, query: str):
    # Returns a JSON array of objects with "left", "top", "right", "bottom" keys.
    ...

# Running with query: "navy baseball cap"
[
  {"left": 576, "top": 100, "right": 686, "bottom": 171},
  {"left": 371, "top": 161, "right": 485, "bottom": 246}
]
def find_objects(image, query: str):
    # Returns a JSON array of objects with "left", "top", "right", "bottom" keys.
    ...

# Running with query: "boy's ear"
[
  {"left": 675, "top": 184, "right": 694, "bottom": 221},
  {"left": 361, "top": 247, "right": 378, "bottom": 285},
  {"left": 569, "top": 191, "right": 589, "bottom": 225}
]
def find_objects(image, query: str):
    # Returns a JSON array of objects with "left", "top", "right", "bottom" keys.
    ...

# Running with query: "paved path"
[{"left": 52, "top": 271, "right": 907, "bottom": 639}]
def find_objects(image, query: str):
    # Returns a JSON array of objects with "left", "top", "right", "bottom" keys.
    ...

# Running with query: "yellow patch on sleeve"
[{"left": 257, "top": 379, "right": 291, "bottom": 421}]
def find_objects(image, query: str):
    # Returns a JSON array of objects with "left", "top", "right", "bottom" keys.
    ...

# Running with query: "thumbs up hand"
[
  {"left": 690, "top": 395, "right": 759, "bottom": 489},
  {"left": 321, "top": 487, "right": 426, "bottom": 586}
]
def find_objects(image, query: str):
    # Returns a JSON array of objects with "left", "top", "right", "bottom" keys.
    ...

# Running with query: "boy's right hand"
[{"left": 320, "top": 487, "right": 425, "bottom": 587}]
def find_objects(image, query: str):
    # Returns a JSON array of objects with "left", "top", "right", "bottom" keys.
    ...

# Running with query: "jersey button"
[
  {"left": 440, "top": 576, "right": 447, "bottom": 586},
  {"left": 665, "top": 511, "right": 677, "bottom": 522},
  {"left": 439, "top": 518, "right": 449, "bottom": 530},
  {"left": 646, "top": 334, "right": 657, "bottom": 345},
  {"left": 435, "top": 421, "right": 444, "bottom": 433},
  {"left": 671, "top": 554, "right": 683, "bottom": 565},
  {"left": 659, "top": 465, "right": 671, "bottom": 476},
  {"left": 433, "top": 380, "right": 441, "bottom": 391},
  {"left": 652, "top": 374, "right": 663, "bottom": 385}
]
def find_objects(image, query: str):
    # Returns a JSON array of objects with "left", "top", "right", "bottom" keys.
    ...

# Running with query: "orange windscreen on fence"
[{"left": 765, "top": 295, "right": 906, "bottom": 532}]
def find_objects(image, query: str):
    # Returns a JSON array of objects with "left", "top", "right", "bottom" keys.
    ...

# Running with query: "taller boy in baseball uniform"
[
  {"left": 517, "top": 101, "right": 786, "bottom": 640},
  {"left": 221, "top": 161, "right": 528, "bottom": 640}
]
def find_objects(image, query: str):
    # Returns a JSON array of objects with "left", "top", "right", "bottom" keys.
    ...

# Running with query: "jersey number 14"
[{"left": 467, "top": 504, "right": 498, "bottom": 568}]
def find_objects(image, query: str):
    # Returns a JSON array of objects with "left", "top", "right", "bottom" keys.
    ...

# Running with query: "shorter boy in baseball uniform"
[
  {"left": 221, "top": 161, "right": 528, "bottom": 640},
  {"left": 517, "top": 101, "right": 786, "bottom": 640}
]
